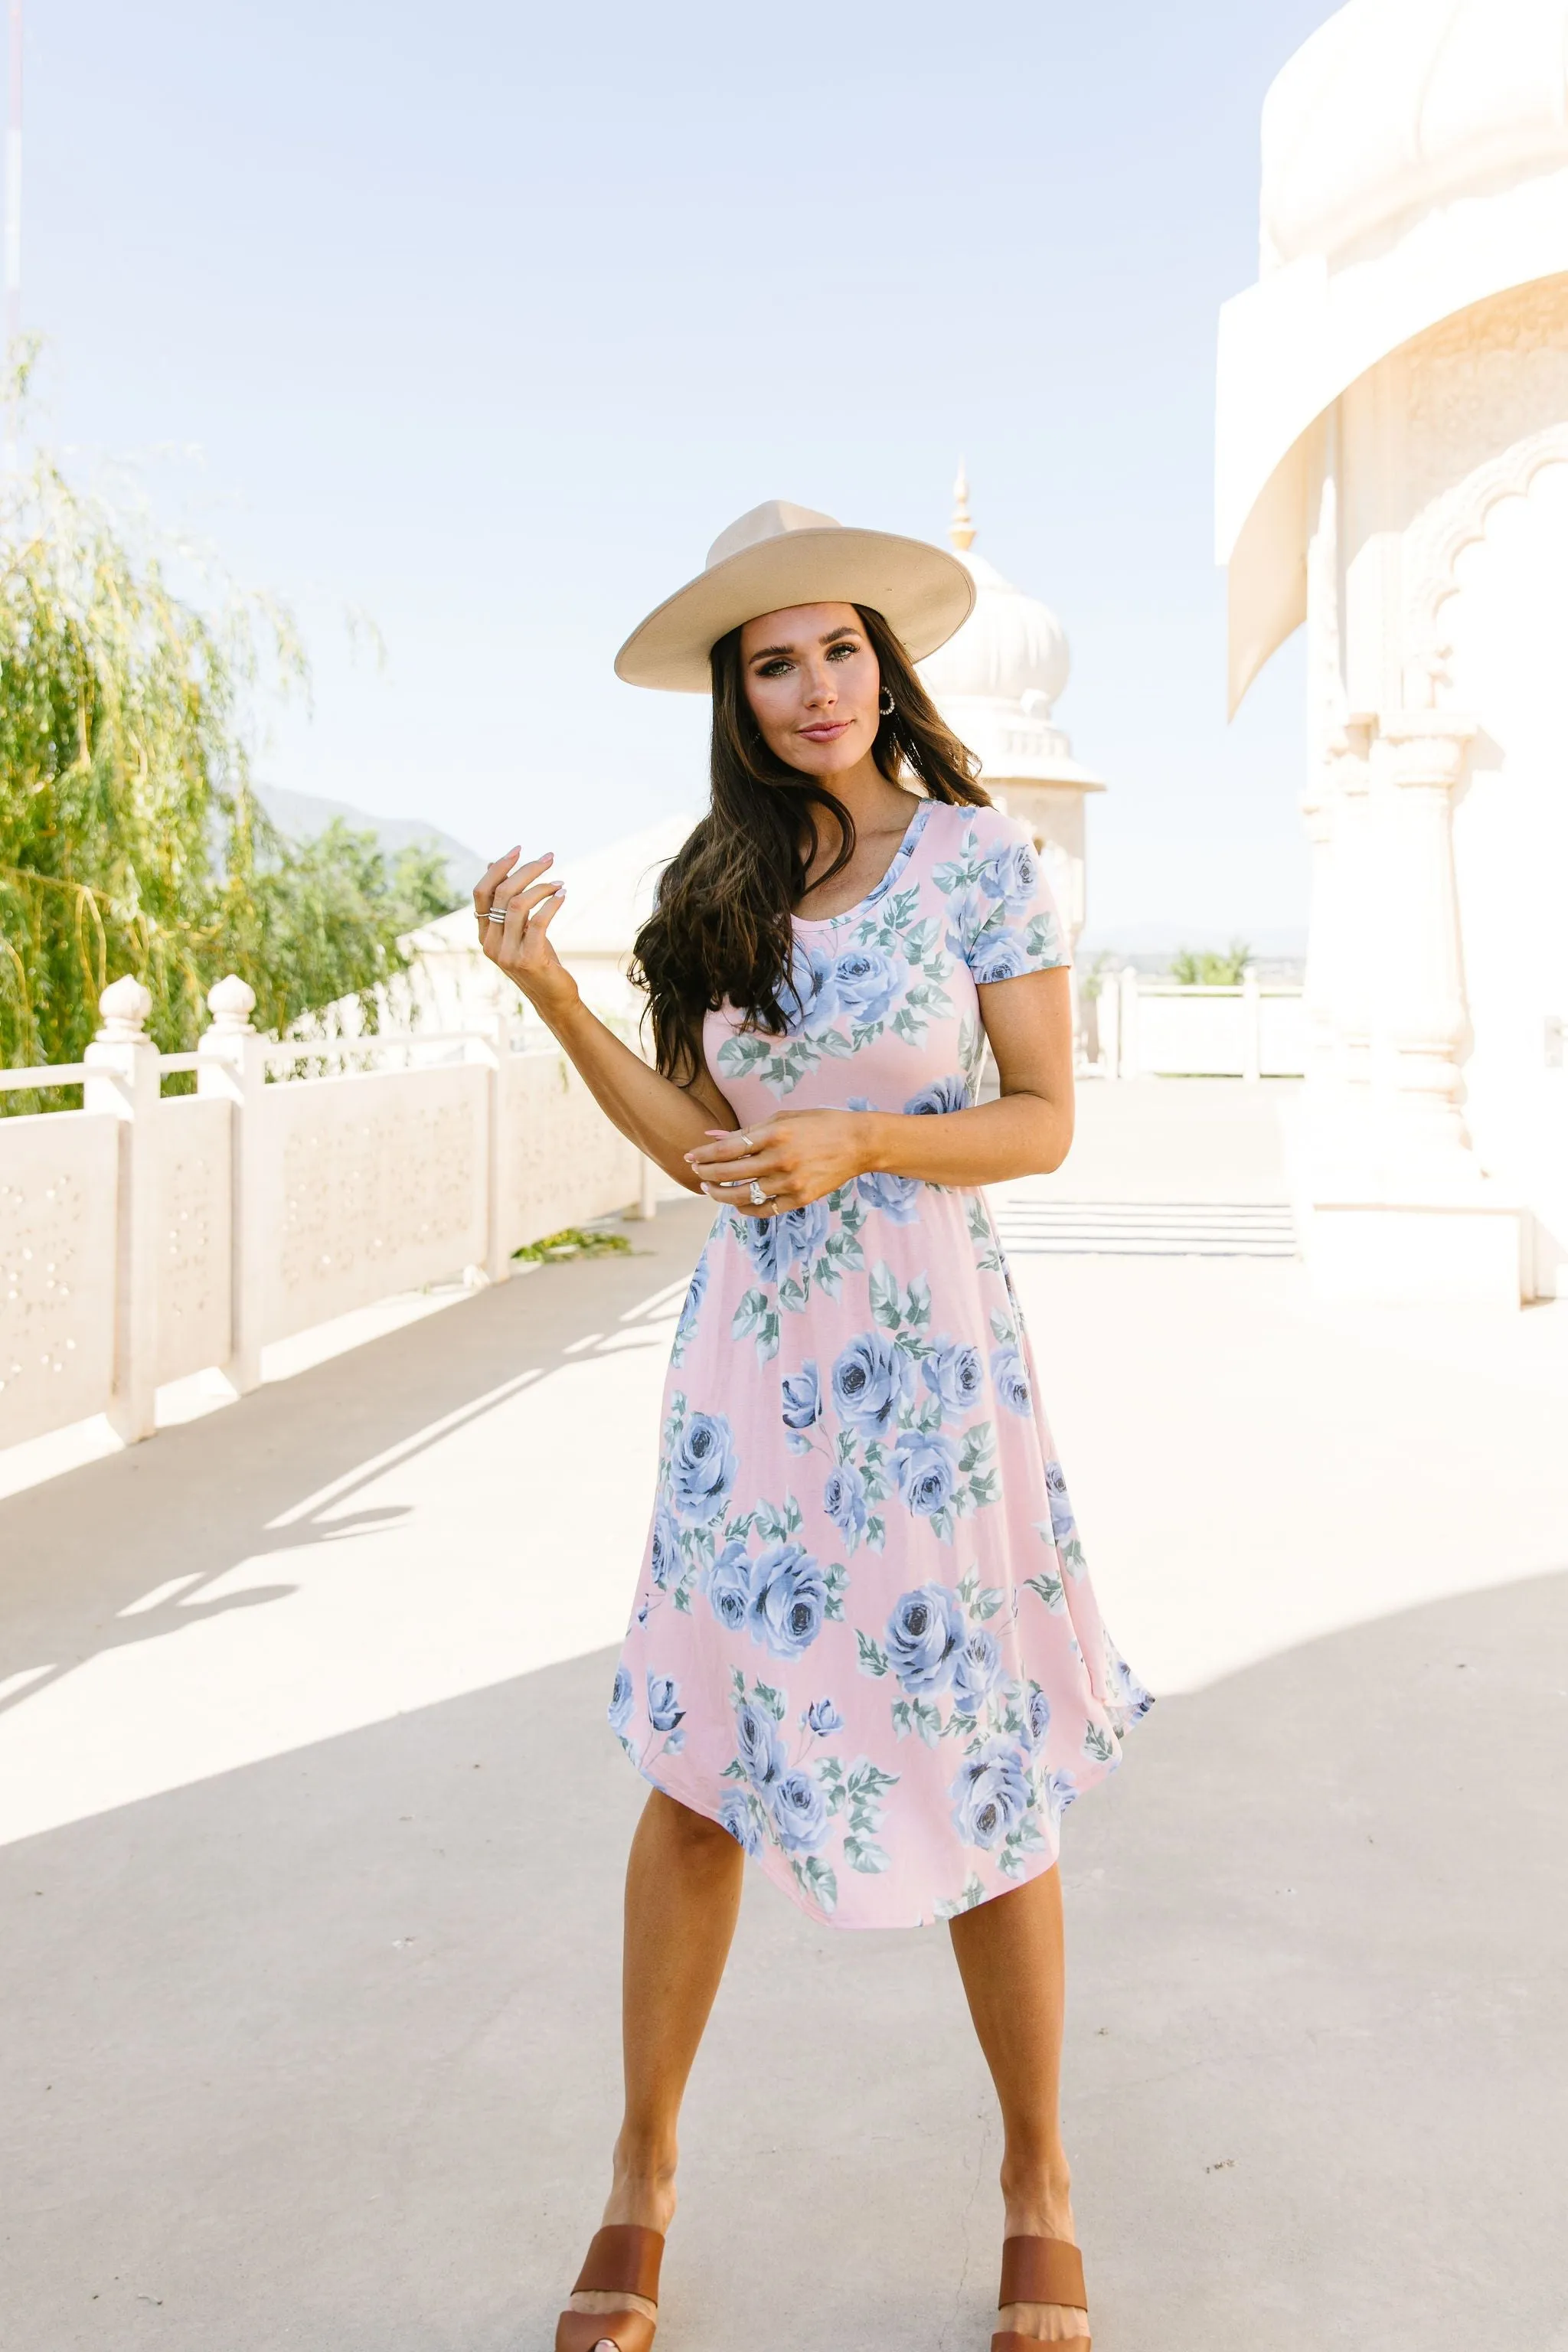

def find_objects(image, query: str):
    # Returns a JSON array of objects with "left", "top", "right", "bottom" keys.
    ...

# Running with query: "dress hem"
[{"left": 618, "top": 1713, "right": 1137, "bottom": 1934}]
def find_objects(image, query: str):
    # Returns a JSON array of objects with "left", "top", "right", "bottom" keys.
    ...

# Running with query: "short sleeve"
[{"left": 938, "top": 808, "right": 1070, "bottom": 983}]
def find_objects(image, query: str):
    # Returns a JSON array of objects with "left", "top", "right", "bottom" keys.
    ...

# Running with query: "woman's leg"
[
  {"left": 568, "top": 1789, "right": 745, "bottom": 2329},
  {"left": 949, "top": 1866, "right": 1089, "bottom": 2345}
]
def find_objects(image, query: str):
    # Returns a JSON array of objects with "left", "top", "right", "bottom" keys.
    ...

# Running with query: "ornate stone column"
[{"left": 1370, "top": 710, "right": 1477, "bottom": 1185}]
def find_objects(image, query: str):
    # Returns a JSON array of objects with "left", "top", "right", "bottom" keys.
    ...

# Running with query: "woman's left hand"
[{"left": 684, "top": 1110, "right": 873, "bottom": 1217}]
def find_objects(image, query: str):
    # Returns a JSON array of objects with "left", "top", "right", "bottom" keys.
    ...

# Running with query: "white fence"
[
  {"left": 1, "top": 975, "right": 655, "bottom": 1454},
  {"left": 1093, "top": 967, "right": 1305, "bottom": 1081}
]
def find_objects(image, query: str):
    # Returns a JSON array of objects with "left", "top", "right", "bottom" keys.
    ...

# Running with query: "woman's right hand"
[{"left": 474, "top": 848, "right": 581, "bottom": 1023}]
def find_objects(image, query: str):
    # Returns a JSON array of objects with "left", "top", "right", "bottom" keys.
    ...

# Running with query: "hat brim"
[{"left": 614, "top": 528, "right": 976, "bottom": 693}]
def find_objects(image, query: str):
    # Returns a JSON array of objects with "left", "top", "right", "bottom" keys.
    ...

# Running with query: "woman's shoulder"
[{"left": 924, "top": 797, "right": 1030, "bottom": 872}]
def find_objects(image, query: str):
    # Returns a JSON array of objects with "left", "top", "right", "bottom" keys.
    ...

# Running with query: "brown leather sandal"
[
  {"left": 991, "top": 2233, "right": 1091, "bottom": 2352},
  {"left": 554, "top": 2223, "right": 664, "bottom": 2352}
]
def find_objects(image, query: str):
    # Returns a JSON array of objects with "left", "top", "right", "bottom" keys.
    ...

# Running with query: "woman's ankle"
[
  {"left": 1000, "top": 2149, "right": 1076, "bottom": 2245},
  {"left": 603, "top": 2137, "right": 679, "bottom": 2233}
]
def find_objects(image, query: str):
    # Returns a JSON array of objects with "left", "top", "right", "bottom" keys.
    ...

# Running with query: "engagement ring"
[{"left": 749, "top": 1180, "right": 768, "bottom": 1207}]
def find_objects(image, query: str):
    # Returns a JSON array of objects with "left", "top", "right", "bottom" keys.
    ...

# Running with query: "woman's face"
[{"left": 738, "top": 602, "right": 882, "bottom": 777}]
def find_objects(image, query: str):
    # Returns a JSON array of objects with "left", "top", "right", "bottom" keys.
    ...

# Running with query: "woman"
[{"left": 475, "top": 500, "right": 1150, "bottom": 2352}]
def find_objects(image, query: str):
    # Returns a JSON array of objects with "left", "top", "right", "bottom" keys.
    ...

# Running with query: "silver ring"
[
  {"left": 485, "top": 908, "right": 506, "bottom": 923},
  {"left": 739, "top": 1132, "right": 752, "bottom": 1151},
  {"left": 749, "top": 1179, "right": 768, "bottom": 1207}
]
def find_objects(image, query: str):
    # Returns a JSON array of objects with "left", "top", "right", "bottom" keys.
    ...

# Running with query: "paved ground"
[
  {"left": 3, "top": 1083, "right": 1566, "bottom": 2350},
  {"left": 4, "top": 1581, "right": 1563, "bottom": 2351}
]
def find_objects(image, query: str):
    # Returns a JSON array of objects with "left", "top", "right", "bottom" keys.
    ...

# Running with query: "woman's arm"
[
  {"left": 684, "top": 965, "right": 1074, "bottom": 1212},
  {"left": 478, "top": 848, "right": 737, "bottom": 1191}
]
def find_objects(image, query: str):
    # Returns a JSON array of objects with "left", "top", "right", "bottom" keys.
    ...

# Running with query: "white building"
[
  {"left": 1217, "top": 0, "right": 1568, "bottom": 1305},
  {"left": 920, "top": 466, "right": 1105, "bottom": 952},
  {"left": 390, "top": 811, "right": 697, "bottom": 1044}
]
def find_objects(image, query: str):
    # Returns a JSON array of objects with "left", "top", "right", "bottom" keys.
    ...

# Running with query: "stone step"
[{"left": 994, "top": 1200, "right": 1298, "bottom": 1258}]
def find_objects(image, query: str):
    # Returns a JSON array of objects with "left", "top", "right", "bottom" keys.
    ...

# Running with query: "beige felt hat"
[{"left": 614, "top": 499, "right": 976, "bottom": 694}]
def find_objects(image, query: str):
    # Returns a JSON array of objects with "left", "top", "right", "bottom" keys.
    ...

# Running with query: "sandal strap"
[
  {"left": 556, "top": 2311, "right": 657, "bottom": 2352},
  {"left": 570, "top": 2225, "right": 665, "bottom": 2303},
  {"left": 998, "top": 2234, "right": 1087, "bottom": 2310},
  {"left": 992, "top": 2337, "right": 1090, "bottom": 2352}
]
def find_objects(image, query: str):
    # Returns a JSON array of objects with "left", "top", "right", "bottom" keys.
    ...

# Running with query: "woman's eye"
[
  {"left": 826, "top": 642, "right": 857, "bottom": 661},
  {"left": 757, "top": 659, "right": 791, "bottom": 679}
]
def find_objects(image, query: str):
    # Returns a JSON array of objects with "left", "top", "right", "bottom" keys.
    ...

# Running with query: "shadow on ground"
[
  {"left": 0, "top": 1200, "right": 714, "bottom": 1717},
  {"left": 3, "top": 1567, "right": 1563, "bottom": 2352}
]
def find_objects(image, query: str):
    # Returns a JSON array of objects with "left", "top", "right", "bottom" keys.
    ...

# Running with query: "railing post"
[
  {"left": 84, "top": 975, "right": 160, "bottom": 1443},
  {"left": 466, "top": 1008, "right": 512, "bottom": 1285},
  {"left": 1241, "top": 963, "right": 1263, "bottom": 1084},
  {"left": 1118, "top": 964, "right": 1140, "bottom": 1080},
  {"left": 1098, "top": 971, "right": 1120, "bottom": 1081},
  {"left": 198, "top": 975, "right": 268, "bottom": 1395}
]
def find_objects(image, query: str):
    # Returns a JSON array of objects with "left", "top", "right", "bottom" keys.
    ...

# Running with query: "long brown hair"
[{"left": 630, "top": 604, "right": 989, "bottom": 1084}]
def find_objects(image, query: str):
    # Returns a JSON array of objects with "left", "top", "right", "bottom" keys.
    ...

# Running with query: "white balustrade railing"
[
  {"left": 1094, "top": 966, "right": 1305, "bottom": 1081},
  {"left": 1, "top": 973, "right": 658, "bottom": 1453}
]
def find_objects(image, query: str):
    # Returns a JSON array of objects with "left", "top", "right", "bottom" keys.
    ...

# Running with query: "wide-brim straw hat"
[{"left": 614, "top": 499, "right": 976, "bottom": 694}]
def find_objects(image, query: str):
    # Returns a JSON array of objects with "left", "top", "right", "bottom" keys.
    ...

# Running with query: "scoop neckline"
[{"left": 789, "top": 798, "right": 933, "bottom": 931}]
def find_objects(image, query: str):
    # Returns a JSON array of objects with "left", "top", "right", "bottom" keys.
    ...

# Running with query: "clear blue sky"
[{"left": 18, "top": 0, "right": 1333, "bottom": 939}]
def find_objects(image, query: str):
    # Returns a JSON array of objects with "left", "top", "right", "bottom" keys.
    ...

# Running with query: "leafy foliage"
[
  {"left": 1170, "top": 939, "right": 1253, "bottom": 986},
  {"left": 0, "top": 436, "right": 456, "bottom": 1101}
]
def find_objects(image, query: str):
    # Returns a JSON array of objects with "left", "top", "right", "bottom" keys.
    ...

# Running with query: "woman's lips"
[{"left": 798, "top": 720, "right": 851, "bottom": 742}]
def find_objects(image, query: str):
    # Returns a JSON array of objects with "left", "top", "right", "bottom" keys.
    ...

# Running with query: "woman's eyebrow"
[{"left": 746, "top": 625, "right": 861, "bottom": 665}]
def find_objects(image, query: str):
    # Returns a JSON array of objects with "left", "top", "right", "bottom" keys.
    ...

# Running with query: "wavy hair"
[{"left": 630, "top": 604, "right": 988, "bottom": 1085}]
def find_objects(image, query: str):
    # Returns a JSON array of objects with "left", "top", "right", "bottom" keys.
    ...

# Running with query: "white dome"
[
  {"left": 916, "top": 471, "right": 1102, "bottom": 795},
  {"left": 919, "top": 535, "right": 1070, "bottom": 714},
  {"left": 1262, "top": 0, "right": 1568, "bottom": 271}
]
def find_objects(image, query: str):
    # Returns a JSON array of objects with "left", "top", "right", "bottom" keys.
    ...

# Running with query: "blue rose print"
[
  {"left": 805, "top": 1698, "right": 844, "bottom": 1734},
  {"left": 856, "top": 1166, "right": 923, "bottom": 1223},
  {"left": 675, "top": 1255, "right": 709, "bottom": 1342},
  {"left": 949, "top": 1738, "right": 1031, "bottom": 1849},
  {"left": 885, "top": 1583, "right": 966, "bottom": 1694},
  {"left": 978, "top": 836, "right": 1040, "bottom": 913},
  {"left": 647, "top": 1673, "right": 685, "bottom": 1734},
  {"left": 970, "top": 933, "right": 1034, "bottom": 983},
  {"left": 649, "top": 1500, "right": 681, "bottom": 1590},
  {"left": 771, "top": 1766, "right": 830, "bottom": 1853},
  {"left": 669, "top": 1410, "right": 738, "bottom": 1523},
  {"left": 922, "top": 1339, "right": 984, "bottom": 1416},
  {"left": 823, "top": 1461, "right": 868, "bottom": 1541},
  {"left": 746, "top": 1541, "right": 827, "bottom": 1660},
  {"left": 1026, "top": 1684, "right": 1053, "bottom": 1749},
  {"left": 719, "top": 1788, "right": 763, "bottom": 1856},
  {"left": 1043, "top": 1459, "right": 1075, "bottom": 1541},
  {"left": 952, "top": 1626, "right": 1003, "bottom": 1714},
  {"left": 831, "top": 1330, "right": 914, "bottom": 1437},
  {"left": 831, "top": 944, "right": 905, "bottom": 1027},
  {"left": 784, "top": 936, "right": 838, "bottom": 1028},
  {"left": 892, "top": 1428, "right": 960, "bottom": 1517},
  {"left": 741, "top": 1214, "right": 787, "bottom": 1286},
  {"left": 706, "top": 1539, "right": 753, "bottom": 1631},
  {"left": 904, "top": 1074, "right": 970, "bottom": 1117},
  {"left": 781, "top": 1361, "right": 822, "bottom": 1432},
  {"left": 779, "top": 1197, "right": 831, "bottom": 1267},
  {"left": 734, "top": 1698, "right": 786, "bottom": 1790},
  {"left": 990, "top": 1344, "right": 1032, "bottom": 1416},
  {"left": 608, "top": 1665, "right": 634, "bottom": 1733}
]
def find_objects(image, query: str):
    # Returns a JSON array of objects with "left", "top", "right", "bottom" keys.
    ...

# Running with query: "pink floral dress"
[{"left": 609, "top": 799, "right": 1151, "bottom": 1929}]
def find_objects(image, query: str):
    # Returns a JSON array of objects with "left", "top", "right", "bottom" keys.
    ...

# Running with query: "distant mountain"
[
  {"left": 1079, "top": 921, "right": 1307, "bottom": 962},
  {"left": 254, "top": 785, "right": 484, "bottom": 904}
]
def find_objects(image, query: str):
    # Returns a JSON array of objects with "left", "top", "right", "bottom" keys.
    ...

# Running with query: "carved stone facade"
[
  {"left": 0, "top": 1116, "right": 119, "bottom": 1446},
  {"left": 1220, "top": 6, "right": 1568, "bottom": 1302}
]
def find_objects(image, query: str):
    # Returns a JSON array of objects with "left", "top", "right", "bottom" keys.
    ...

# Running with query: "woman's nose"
[{"left": 802, "top": 663, "right": 837, "bottom": 705}]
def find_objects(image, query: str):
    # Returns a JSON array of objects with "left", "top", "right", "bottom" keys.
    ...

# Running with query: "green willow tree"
[{"left": 0, "top": 439, "right": 454, "bottom": 1097}]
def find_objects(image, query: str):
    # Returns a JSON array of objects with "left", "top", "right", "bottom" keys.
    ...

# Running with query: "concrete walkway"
[{"left": 2, "top": 1083, "right": 1566, "bottom": 2350}]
